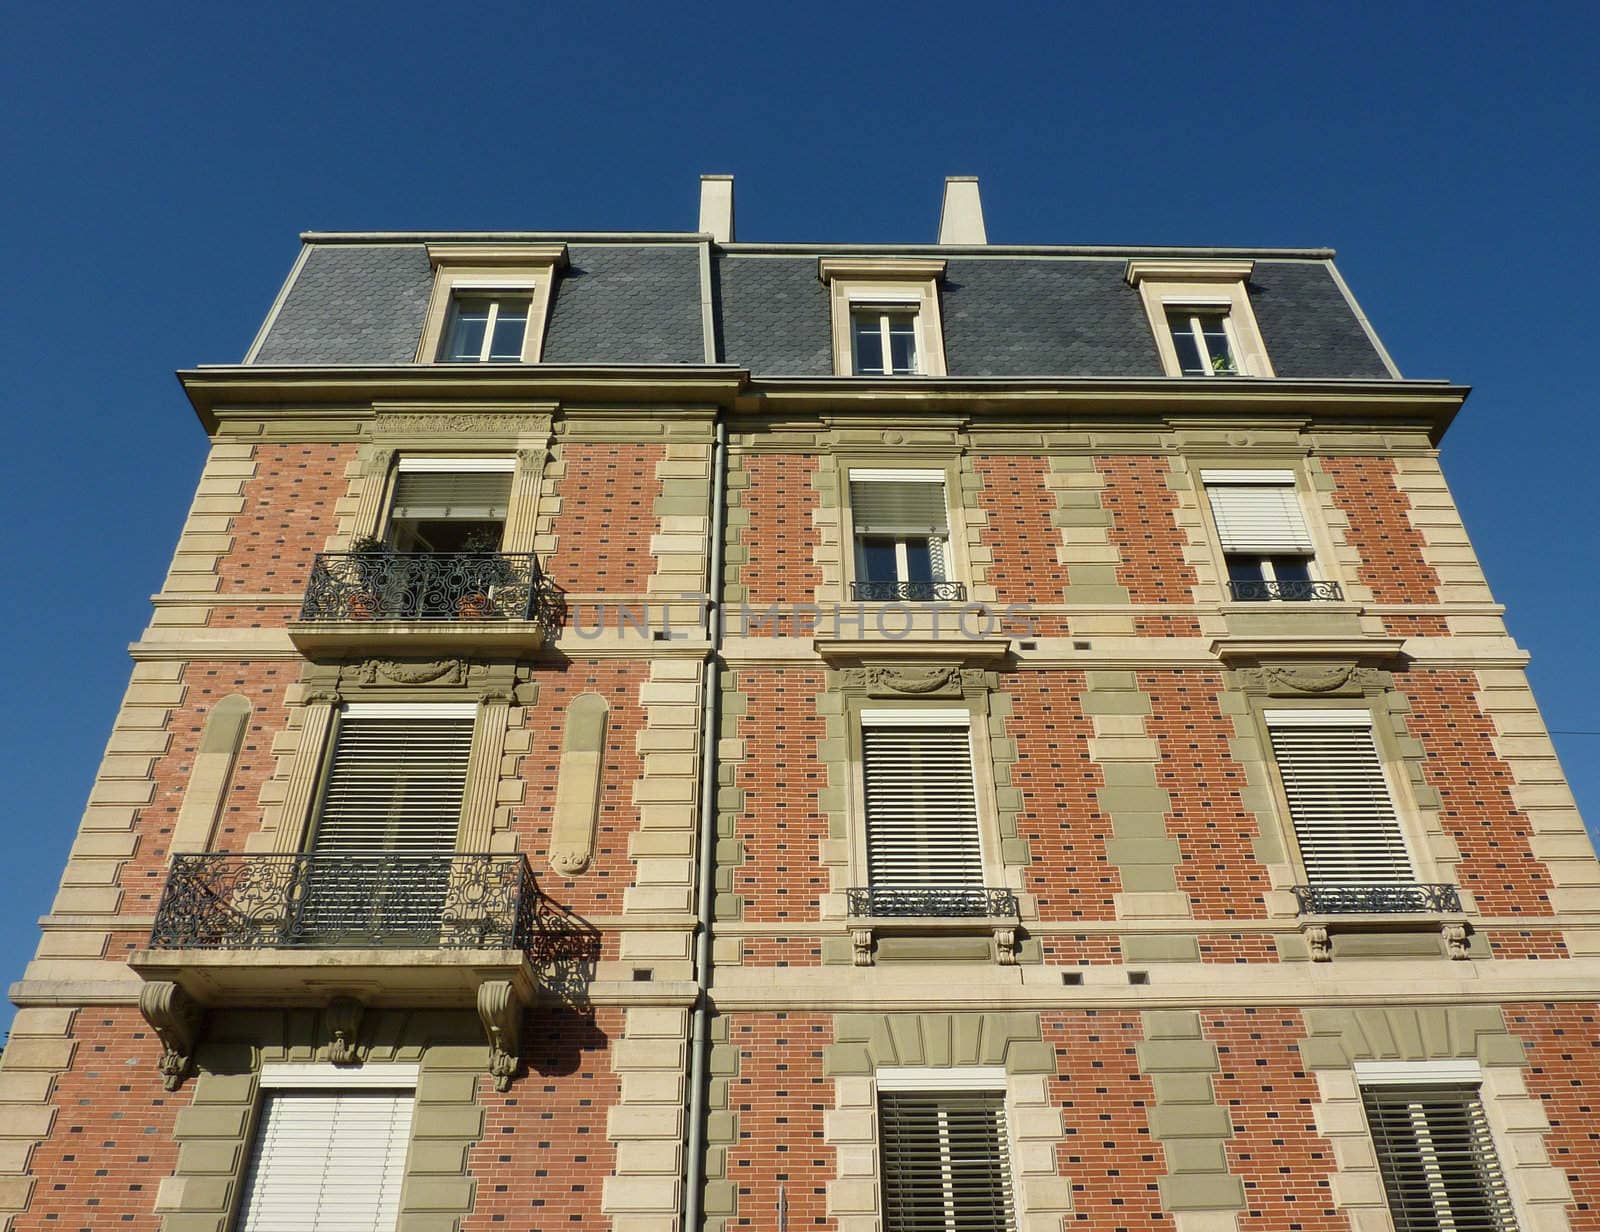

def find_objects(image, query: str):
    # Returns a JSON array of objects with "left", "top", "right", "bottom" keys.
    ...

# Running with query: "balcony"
[
  {"left": 1291, "top": 883, "right": 1462, "bottom": 915},
  {"left": 845, "top": 884, "right": 1022, "bottom": 967},
  {"left": 850, "top": 580, "right": 968, "bottom": 602},
  {"left": 1290, "top": 883, "right": 1470, "bottom": 962},
  {"left": 1227, "top": 579, "right": 1344, "bottom": 602},
  {"left": 288, "top": 550, "right": 561, "bottom": 655}
]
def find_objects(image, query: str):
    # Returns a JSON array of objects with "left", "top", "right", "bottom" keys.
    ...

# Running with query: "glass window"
[
  {"left": 851, "top": 307, "right": 920, "bottom": 375},
  {"left": 1167, "top": 309, "right": 1239, "bottom": 375},
  {"left": 443, "top": 295, "right": 532, "bottom": 363}
]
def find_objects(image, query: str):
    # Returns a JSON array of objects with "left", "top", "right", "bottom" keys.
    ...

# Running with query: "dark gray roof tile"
[
  {"left": 540, "top": 245, "right": 704, "bottom": 364},
  {"left": 1248, "top": 262, "right": 1392, "bottom": 379},
  {"left": 253, "top": 244, "right": 432, "bottom": 364}
]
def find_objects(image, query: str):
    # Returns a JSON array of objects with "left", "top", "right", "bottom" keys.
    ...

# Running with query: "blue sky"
[{"left": 1, "top": 3, "right": 1596, "bottom": 1033}]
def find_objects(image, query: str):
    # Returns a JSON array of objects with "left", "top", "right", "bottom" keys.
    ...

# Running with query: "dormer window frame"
[
  {"left": 819, "top": 258, "right": 948, "bottom": 378},
  {"left": 1126, "top": 258, "right": 1275, "bottom": 379},
  {"left": 418, "top": 243, "right": 568, "bottom": 365}
]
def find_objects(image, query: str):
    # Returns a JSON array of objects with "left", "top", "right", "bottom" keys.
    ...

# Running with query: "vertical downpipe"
[{"left": 683, "top": 416, "right": 727, "bottom": 1231}]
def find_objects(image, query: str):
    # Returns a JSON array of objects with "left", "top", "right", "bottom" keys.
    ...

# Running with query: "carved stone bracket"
[
  {"left": 1304, "top": 923, "right": 1333, "bottom": 962},
  {"left": 1442, "top": 921, "right": 1471, "bottom": 960},
  {"left": 139, "top": 981, "right": 205, "bottom": 1091},
  {"left": 477, "top": 981, "right": 528, "bottom": 1092},
  {"left": 994, "top": 927, "right": 1019, "bottom": 966},
  {"left": 325, "top": 996, "right": 367, "bottom": 1066},
  {"left": 1234, "top": 663, "right": 1387, "bottom": 698},
  {"left": 851, "top": 929, "right": 875, "bottom": 967}
]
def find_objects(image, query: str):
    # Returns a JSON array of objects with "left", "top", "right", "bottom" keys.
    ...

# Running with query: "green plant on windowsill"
[
  {"left": 1211, "top": 353, "right": 1240, "bottom": 375},
  {"left": 455, "top": 529, "right": 513, "bottom": 619},
  {"left": 344, "top": 535, "right": 391, "bottom": 618}
]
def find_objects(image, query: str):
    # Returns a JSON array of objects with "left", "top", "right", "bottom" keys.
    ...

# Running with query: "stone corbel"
[
  {"left": 139, "top": 981, "right": 204, "bottom": 1091},
  {"left": 1304, "top": 923, "right": 1333, "bottom": 962},
  {"left": 1442, "top": 921, "right": 1471, "bottom": 960},
  {"left": 994, "top": 927, "right": 1020, "bottom": 966},
  {"left": 477, "top": 981, "right": 529, "bottom": 1092},
  {"left": 851, "top": 928, "right": 875, "bottom": 967},
  {"left": 325, "top": 996, "right": 367, "bottom": 1065}
]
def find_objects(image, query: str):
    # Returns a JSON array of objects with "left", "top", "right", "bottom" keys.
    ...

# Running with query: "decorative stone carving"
[
  {"left": 1237, "top": 663, "right": 1383, "bottom": 697},
  {"left": 357, "top": 658, "right": 470, "bottom": 686},
  {"left": 139, "top": 981, "right": 204, "bottom": 1091},
  {"left": 1443, "top": 921, "right": 1471, "bottom": 960},
  {"left": 301, "top": 687, "right": 343, "bottom": 706},
  {"left": 851, "top": 929, "right": 875, "bottom": 967},
  {"left": 325, "top": 997, "right": 366, "bottom": 1065},
  {"left": 370, "top": 413, "right": 553, "bottom": 439},
  {"left": 994, "top": 927, "right": 1019, "bottom": 966},
  {"left": 838, "top": 664, "right": 987, "bottom": 698},
  {"left": 551, "top": 694, "right": 608, "bottom": 876},
  {"left": 477, "top": 981, "right": 525, "bottom": 1092},
  {"left": 1305, "top": 924, "right": 1333, "bottom": 962}
]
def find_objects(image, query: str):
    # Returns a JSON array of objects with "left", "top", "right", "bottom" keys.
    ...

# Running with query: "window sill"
[
  {"left": 843, "top": 889, "right": 1022, "bottom": 967},
  {"left": 287, "top": 617, "right": 553, "bottom": 657}
]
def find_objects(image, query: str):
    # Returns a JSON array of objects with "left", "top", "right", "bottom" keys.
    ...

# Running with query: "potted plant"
[
  {"left": 454, "top": 528, "right": 511, "bottom": 620},
  {"left": 345, "top": 535, "right": 389, "bottom": 620}
]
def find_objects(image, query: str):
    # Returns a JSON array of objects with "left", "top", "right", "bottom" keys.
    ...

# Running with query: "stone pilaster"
[
  {"left": 603, "top": 1007, "right": 688, "bottom": 1232},
  {"left": 0, "top": 1008, "right": 75, "bottom": 1230},
  {"left": 1138, "top": 1011, "right": 1244, "bottom": 1224},
  {"left": 1045, "top": 455, "right": 1133, "bottom": 634}
]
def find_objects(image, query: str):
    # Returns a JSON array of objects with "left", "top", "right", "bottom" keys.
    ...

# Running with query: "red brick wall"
[
  {"left": 738, "top": 454, "right": 821, "bottom": 605},
  {"left": 1321, "top": 457, "right": 1442, "bottom": 608},
  {"left": 722, "top": 1011, "right": 833, "bottom": 1229},
  {"left": 12, "top": 1008, "right": 180, "bottom": 1232},
  {"left": 1141, "top": 670, "right": 1271, "bottom": 922},
  {"left": 514, "top": 659, "right": 651, "bottom": 917},
  {"left": 116, "top": 660, "right": 297, "bottom": 906},
  {"left": 1203, "top": 1008, "right": 1345, "bottom": 1232},
  {"left": 729, "top": 668, "right": 829, "bottom": 924},
  {"left": 1097, "top": 456, "right": 1199, "bottom": 610},
  {"left": 461, "top": 1008, "right": 622, "bottom": 1230},
  {"left": 973, "top": 454, "right": 1069, "bottom": 604},
  {"left": 1507, "top": 1002, "right": 1600, "bottom": 1222},
  {"left": 1395, "top": 669, "right": 1556, "bottom": 920},
  {"left": 546, "top": 442, "right": 665, "bottom": 595},
  {"left": 1041, "top": 1010, "right": 1173, "bottom": 1231},
  {"left": 217, "top": 444, "right": 355, "bottom": 598},
  {"left": 1008, "top": 672, "right": 1119, "bottom": 921}
]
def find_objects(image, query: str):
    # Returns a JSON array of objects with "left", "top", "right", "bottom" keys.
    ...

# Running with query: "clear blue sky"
[{"left": 1, "top": 3, "right": 1596, "bottom": 1034}]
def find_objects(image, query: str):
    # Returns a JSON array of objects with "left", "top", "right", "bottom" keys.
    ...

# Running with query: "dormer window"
[
  {"left": 417, "top": 244, "right": 566, "bottom": 365},
  {"left": 819, "top": 258, "right": 947, "bottom": 377},
  {"left": 1126, "top": 259, "right": 1274, "bottom": 378}
]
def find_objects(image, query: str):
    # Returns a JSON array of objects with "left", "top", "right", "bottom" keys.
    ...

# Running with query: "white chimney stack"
[
  {"left": 699, "top": 174, "right": 736, "bottom": 243},
  {"left": 937, "top": 176, "right": 987, "bottom": 245}
]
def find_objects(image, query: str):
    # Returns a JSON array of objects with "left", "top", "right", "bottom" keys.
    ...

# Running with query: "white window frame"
[
  {"left": 417, "top": 243, "right": 566, "bottom": 364},
  {"left": 820, "top": 258, "right": 947, "bottom": 377},
  {"left": 1166, "top": 302, "right": 1243, "bottom": 376},
  {"left": 847, "top": 468, "right": 954, "bottom": 591},
  {"left": 1126, "top": 259, "right": 1275, "bottom": 378},
  {"left": 1199, "top": 467, "right": 1327, "bottom": 598},
  {"left": 849, "top": 299, "right": 925, "bottom": 376},
  {"left": 439, "top": 284, "right": 536, "bottom": 363}
]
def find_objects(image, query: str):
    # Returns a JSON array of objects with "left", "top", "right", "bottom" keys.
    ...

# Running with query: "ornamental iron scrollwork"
[
  {"left": 1290, "top": 883, "right": 1463, "bottom": 915},
  {"left": 300, "top": 551, "right": 562, "bottom": 635},
  {"left": 849, "top": 580, "right": 968, "bottom": 602},
  {"left": 149, "top": 852, "right": 546, "bottom": 954},
  {"left": 1227, "top": 579, "right": 1344, "bottom": 603},
  {"left": 846, "top": 885, "right": 1019, "bottom": 918}
]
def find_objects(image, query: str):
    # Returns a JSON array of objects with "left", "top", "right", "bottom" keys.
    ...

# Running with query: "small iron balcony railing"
[
  {"left": 849, "top": 580, "right": 969, "bottom": 603},
  {"left": 149, "top": 852, "right": 543, "bottom": 953},
  {"left": 1291, "top": 883, "right": 1463, "bottom": 915},
  {"left": 300, "top": 551, "right": 558, "bottom": 627},
  {"left": 847, "top": 885, "right": 1019, "bottom": 918},
  {"left": 1227, "top": 579, "right": 1344, "bottom": 603}
]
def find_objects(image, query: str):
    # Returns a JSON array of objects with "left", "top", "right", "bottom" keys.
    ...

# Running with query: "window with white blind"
[
  {"left": 386, "top": 457, "right": 513, "bottom": 554},
  {"left": 861, "top": 710, "right": 983, "bottom": 906},
  {"left": 878, "top": 1086, "right": 1017, "bottom": 1232},
  {"left": 849, "top": 470, "right": 954, "bottom": 600},
  {"left": 1361, "top": 1082, "right": 1519, "bottom": 1232},
  {"left": 238, "top": 1067, "right": 416, "bottom": 1232},
  {"left": 1202, "top": 469, "right": 1327, "bottom": 601},
  {"left": 301, "top": 704, "right": 475, "bottom": 941},
  {"left": 1266, "top": 710, "right": 1416, "bottom": 887}
]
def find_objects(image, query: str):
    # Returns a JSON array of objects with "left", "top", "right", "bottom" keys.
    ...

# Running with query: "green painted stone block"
[
  {"left": 1160, "top": 1136, "right": 1229, "bottom": 1172},
  {"left": 1151, "top": 1072, "right": 1216, "bottom": 1105},
  {"left": 1141, "top": 1010, "right": 1203, "bottom": 1040},
  {"left": 1123, "top": 934, "right": 1201, "bottom": 963},
  {"left": 1137, "top": 1039, "right": 1220, "bottom": 1075},
  {"left": 1005, "top": 1039, "right": 1058, "bottom": 1075},
  {"left": 1146, "top": 1103, "right": 1233, "bottom": 1139},
  {"left": 821, "top": 1043, "right": 873, "bottom": 1076},
  {"left": 704, "top": 1180, "right": 738, "bottom": 1216},
  {"left": 1158, "top": 1172, "right": 1246, "bottom": 1210},
  {"left": 1294, "top": 1035, "right": 1353, "bottom": 1071}
]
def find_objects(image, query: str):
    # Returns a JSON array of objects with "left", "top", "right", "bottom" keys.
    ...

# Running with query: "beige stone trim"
[
  {"left": 171, "top": 694, "right": 251, "bottom": 855},
  {"left": 1124, "top": 261, "right": 1274, "bottom": 379},
  {"left": 603, "top": 1006, "right": 687, "bottom": 1229},
  {"left": 818, "top": 259, "right": 948, "bottom": 377},
  {"left": 416, "top": 245, "right": 567, "bottom": 364},
  {"left": 158, "top": 444, "right": 256, "bottom": 600},
  {"left": 458, "top": 697, "right": 513, "bottom": 852},
  {"left": 263, "top": 695, "right": 336, "bottom": 854},
  {"left": 0, "top": 1007, "right": 75, "bottom": 1227},
  {"left": 1045, "top": 455, "right": 1135, "bottom": 633},
  {"left": 1392, "top": 454, "right": 1504, "bottom": 629},
  {"left": 1473, "top": 667, "right": 1600, "bottom": 934},
  {"left": 648, "top": 441, "right": 713, "bottom": 633}
]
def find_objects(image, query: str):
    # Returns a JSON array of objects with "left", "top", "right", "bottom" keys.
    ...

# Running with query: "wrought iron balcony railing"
[
  {"left": 1228, "top": 579, "right": 1344, "bottom": 603},
  {"left": 849, "top": 580, "right": 969, "bottom": 603},
  {"left": 1291, "top": 883, "right": 1463, "bottom": 915},
  {"left": 847, "top": 885, "right": 1019, "bottom": 918},
  {"left": 300, "top": 551, "right": 559, "bottom": 628},
  {"left": 149, "top": 852, "right": 543, "bottom": 953}
]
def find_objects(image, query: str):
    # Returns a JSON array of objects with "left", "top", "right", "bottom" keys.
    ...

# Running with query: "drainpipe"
[{"left": 684, "top": 416, "right": 727, "bottom": 1232}]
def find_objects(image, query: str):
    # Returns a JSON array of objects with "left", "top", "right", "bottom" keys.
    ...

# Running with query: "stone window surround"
[
  {"left": 836, "top": 453, "right": 969, "bottom": 600},
  {"left": 1186, "top": 454, "right": 1346, "bottom": 601},
  {"left": 416, "top": 244, "right": 568, "bottom": 365},
  {"left": 1125, "top": 258, "right": 1276, "bottom": 379},
  {"left": 347, "top": 443, "right": 547, "bottom": 556},
  {"left": 818, "top": 257, "right": 948, "bottom": 378}
]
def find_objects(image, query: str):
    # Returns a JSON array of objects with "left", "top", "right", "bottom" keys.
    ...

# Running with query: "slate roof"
[{"left": 249, "top": 237, "right": 1394, "bottom": 379}]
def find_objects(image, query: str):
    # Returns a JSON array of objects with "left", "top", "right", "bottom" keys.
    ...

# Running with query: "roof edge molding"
[
  {"left": 817, "top": 257, "right": 947, "bottom": 284},
  {"left": 426, "top": 243, "right": 569, "bottom": 269},
  {"left": 1125, "top": 258, "right": 1255, "bottom": 286}
]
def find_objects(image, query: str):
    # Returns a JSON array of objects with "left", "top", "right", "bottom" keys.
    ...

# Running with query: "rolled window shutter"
[
  {"left": 1203, "top": 470, "right": 1313, "bottom": 552},
  {"left": 1267, "top": 716, "right": 1414, "bottom": 885},
  {"left": 1363, "top": 1085, "right": 1518, "bottom": 1232},
  {"left": 389, "top": 470, "right": 512, "bottom": 520},
  {"left": 311, "top": 716, "right": 473, "bottom": 853},
  {"left": 863, "top": 723, "right": 982, "bottom": 887},
  {"left": 879, "top": 1092, "right": 1016, "bottom": 1232},
  {"left": 238, "top": 1090, "right": 414, "bottom": 1231},
  {"left": 850, "top": 478, "right": 949, "bottom": 535}
]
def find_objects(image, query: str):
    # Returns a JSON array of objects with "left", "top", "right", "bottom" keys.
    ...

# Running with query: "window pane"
[
  {"left": 1199, "top": 314, "right": 1237, "bottom": 373},
  {"left": 1167, "top": 313, "right": 1206, "bottom": 375},
  {"left": 487, "top": 303, "right": 529, "bottom": 362},
  {"left": 887, "top": 316, "right": 918, "bottom": 374},
  {"left": 1227, "top": 556, "right": 1266, "bottom": 582},
  {"left": 903, "top": 538, "right": 935, "bottom": 582},
  {"left": 860, "top": 537, "right": 899, "bottom": 582},
  {"left": 1269, "top": 556, "right": 1312, "bottom": 582},
  {"left": 444, "top": 301, "right": 490, "bottom": 361},
  {"left": 853, "top": 313, "right": 886, "bottom": 375}
]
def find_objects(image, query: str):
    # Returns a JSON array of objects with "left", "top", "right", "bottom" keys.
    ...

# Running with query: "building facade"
[{"left": 2, "top": 176, "right": 1597, "bottom": 1232}]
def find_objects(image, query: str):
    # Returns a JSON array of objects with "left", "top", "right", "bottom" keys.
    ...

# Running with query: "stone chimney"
[
  {"left": 937, "top": 176, "right": 987, "bottom": 245},
  {"left": 699, "top": 175, "right": 736, "bottom": 243}
]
